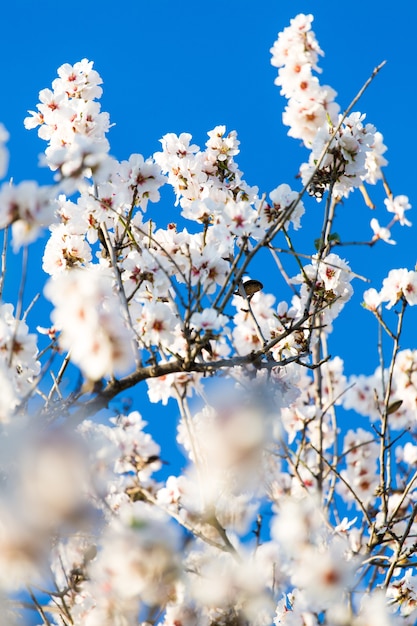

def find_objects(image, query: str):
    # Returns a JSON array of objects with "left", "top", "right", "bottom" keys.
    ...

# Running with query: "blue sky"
[{"left": 0, "top": 2, "right": 415, "bottom": 417}]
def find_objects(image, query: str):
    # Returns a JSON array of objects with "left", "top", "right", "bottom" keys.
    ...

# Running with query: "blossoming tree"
[{"left": 0, "top": 13, "right": 416, "bottom": 626}]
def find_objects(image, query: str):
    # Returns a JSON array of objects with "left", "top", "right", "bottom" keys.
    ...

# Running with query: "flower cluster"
[
  {"left": 0, "top": 181, "right": 58, "bottom": 250},
  {"left": 300, "top": 112, "right": 377, "bottom": 199},
  {"left": 337, "top": 428, "right": 379, "bottom": 506},
  {"left": 0, "top": 303, "right": 40, "bottom": 421},
  {"left": 44, "top": 266, "right": 135, "bottom": 380},
  {"left": 291, "top": 252, "right": 355, "bottom": 329},
  {"left": 272, "top": 498, "right": 357, "bottom": 616},
  {"left": 343, "top": 348, "right": 417, "bottom": 431},
  {"left": 24, "top": 58, "right": 110, "bottom": 180},
  {"left": 260, "top": 183, "right": 305, "bottom": 231},
  {"left": 270, "top": 13, "right": 340, "bottom": 147},
  {"left": 154, "top": 126, "right": 258, "bottom": 213},
  {"left": 271, "top": 14, "right": 389, "bottom": 202},
  {"left": 364, "top": 267, "right": 417, "bottom": 310}
]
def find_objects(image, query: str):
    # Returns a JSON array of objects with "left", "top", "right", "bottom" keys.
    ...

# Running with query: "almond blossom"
[
  {"left": 0, "top": 180, "right": 58, "bottom": 250},
  {"left": 44, "top": 266, "right": 135, "bottom": 380},
  {"left": 0, "top": 12, "right": 414, "bottom": 626},
  {"left": 370, "top": 217, "right": 396, "bottom": 244},
  {"left": 384, "top": 194, "right": 412, "bottom": 226}
]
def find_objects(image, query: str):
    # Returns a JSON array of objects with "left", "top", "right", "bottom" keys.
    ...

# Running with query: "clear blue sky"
[{"left": 0, "top": 1, "right": 415, "bottom": 407}]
